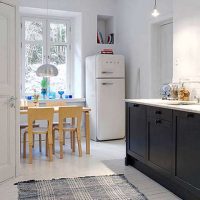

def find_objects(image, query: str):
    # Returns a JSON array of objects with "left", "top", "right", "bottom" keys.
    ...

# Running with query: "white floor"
[{"left": 0, "top": 138, "right": 181, "bottom": 200}]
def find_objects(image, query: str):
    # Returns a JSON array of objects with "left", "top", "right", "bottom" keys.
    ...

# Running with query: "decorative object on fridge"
[{"left": 100, "top": 48, "right": 113, "bottom": 54}]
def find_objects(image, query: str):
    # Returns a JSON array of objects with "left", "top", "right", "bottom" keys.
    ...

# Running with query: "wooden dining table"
[{"left": 20, "top": 106, "right": 91, "bottom": 154}]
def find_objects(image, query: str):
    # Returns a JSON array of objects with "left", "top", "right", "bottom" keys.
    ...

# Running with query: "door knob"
[{"left": 8, "top": 96, "right": 17, "bottom": 108}]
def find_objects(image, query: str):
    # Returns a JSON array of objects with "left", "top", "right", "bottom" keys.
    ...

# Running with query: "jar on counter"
[
  {"left": 178, "top": 84, "right": 190, "bottom": 101},
  {"left": 169, "top": 83, "right": 179, "bottom": 100}
]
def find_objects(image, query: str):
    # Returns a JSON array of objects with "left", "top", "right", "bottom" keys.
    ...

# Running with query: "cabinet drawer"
[{"left": 147, "top": 106, "right": 172, "bottom": 121}]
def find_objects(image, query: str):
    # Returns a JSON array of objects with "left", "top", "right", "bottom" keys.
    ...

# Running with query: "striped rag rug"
[{"left": 15, "top": 174, "right": 147, "bottom": 200}]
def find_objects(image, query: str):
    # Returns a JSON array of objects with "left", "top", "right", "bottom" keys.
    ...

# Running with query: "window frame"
[{"left": 21, "top": 16, "right": 72, "bottom": 97}]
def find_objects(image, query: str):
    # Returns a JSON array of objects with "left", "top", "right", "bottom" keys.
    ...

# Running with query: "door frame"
[
  {"left": 15, "top": 1, "right": 20, "bottom": 177},
  {"left": 149, "top": 14, "right": 173, "bottom": 98},
  {"left": 0, "top": 0, "right": 20, "bottom": 177}
]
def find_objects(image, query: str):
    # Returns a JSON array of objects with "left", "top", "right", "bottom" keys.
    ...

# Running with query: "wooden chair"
[
  {"left": 20, "top": 123, "right": 39, "bottom": 156},
  {"left": 20, "top": 101, "right": 40, "bottom": 155},
  {"left": 24, "top": 107, "right": 54, "bottom": 164},
  {"left": 46, "top": 101, "right": 69, "bottom": 146},
  {"left": 53, "top": 106, "right": 83, "bottom": 159}
]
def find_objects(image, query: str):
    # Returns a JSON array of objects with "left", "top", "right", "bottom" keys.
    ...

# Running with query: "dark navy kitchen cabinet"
[
  {"left": 126, "top": 103, "right": 147, "bottom": 162},
  {"left": 126, "top": 102, "right": 200, "bottom": 200}
]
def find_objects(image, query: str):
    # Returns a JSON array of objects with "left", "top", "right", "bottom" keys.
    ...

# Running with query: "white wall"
[
  {"left": 20, "top": 0, "right": 175, "bottom": 99},
  {"left": 116, "top": 0, "right": 173, "bottom": 99},
  {"left": 20, "top": 0, "right": 118, "bottom": 97},
  {"left": 173, "top": 0, "right": 200, "bottom": 83}
]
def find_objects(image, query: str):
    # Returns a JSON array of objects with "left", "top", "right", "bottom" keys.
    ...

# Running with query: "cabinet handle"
[
  {"left": 102, "top": 83, "right": 113, "bottom": 86},
  {"left": 101, "top": 71, "right": 114, "bottom": 74},
  {"left": 155, "top": 119, "right": 162, "bottom": 124},
  {"left": 155, "top": 110, "right": 162, "bottom": 115},
  {"left": 187, "top": 113, "right": 194, "bottom": 118}
]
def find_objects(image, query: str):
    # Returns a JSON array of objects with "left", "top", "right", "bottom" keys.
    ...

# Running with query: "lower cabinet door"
[
  {"left": 148, "top": 118, "right": 172, "bottom": 173},
  {"left": 175, "top": 111, "right": 200, "bottom": 190},
  {"left": 128, "top": 104, "right": 146, "bottom": 159}
]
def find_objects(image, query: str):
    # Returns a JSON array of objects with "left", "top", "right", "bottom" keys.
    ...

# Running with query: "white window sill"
[{"left": 27, "top": 98, "right": 86, "bottom": 103}]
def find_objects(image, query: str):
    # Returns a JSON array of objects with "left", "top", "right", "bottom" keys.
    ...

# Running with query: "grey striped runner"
[{"left": 15, "top": 174, "right": 147, "bottom": 200}]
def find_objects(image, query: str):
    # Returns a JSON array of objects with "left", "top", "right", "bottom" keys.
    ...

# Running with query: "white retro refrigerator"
[{"left": 86, "top": 54, "right": 125, "bottom": 141}]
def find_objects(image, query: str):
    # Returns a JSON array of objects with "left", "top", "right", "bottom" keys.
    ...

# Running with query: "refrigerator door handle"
[
  {"left": 102, "top": 83, "right": 114, "bottom": 86},
  {"left": 101, "top": 71, "right": 114, "bottom": 74}
]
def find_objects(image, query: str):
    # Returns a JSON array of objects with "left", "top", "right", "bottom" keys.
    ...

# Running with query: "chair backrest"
[
  {"left": 28, "top": 108, "right": 54, "bottom": 133},
  {"left": 46, "top": 101, "right": 66, "bottom": 107},
  {"left": 27, "top": 101, "right": 38, "bottom": 107},
  {"left": 58, "top": 106, "right": 83, "bottom": 130}
]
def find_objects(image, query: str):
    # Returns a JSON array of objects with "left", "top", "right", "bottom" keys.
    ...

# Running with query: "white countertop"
[{"left": 125, "top": 99, "right": 200, "bottom": 114}]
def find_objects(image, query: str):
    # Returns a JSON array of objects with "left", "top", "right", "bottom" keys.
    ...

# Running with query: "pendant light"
[
  {"left": 36, "top": 63, "right": 58, "bottom": 77},
  {"left": 36, "top": 0, "right": 58, "bottom": 77},
  {"left": 152, "top": 0, "right": 160, "bottom": 17}
]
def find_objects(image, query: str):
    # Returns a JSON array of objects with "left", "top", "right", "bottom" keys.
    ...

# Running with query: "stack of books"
[{"left": 100, "top": 48, "right": 113, "bottom": 54}]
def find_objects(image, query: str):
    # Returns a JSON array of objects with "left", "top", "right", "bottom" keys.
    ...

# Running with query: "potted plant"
[{"left": 41, "top": 78, "right": 48, "bottom": 99}]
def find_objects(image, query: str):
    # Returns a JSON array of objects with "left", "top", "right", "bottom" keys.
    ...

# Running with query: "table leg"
[
  {"left": 85, "top": 111, "right": 90, "bottom": 154},
  {"left": 71, "top": 118, "right": 75, "bottom": 150}
]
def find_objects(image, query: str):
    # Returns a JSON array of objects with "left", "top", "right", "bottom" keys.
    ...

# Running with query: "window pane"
[
  {"left": 50, "top": 45, "right": 67, "bottom": 92},
  {"left": 25, "top": 20, "right": 43, "bottom": 41},
  {"left": 50, "top": 23, "right": 67, "bottom": 43},
  {"left": 25, "top": 43, "right": 43, "bottom": 94}
]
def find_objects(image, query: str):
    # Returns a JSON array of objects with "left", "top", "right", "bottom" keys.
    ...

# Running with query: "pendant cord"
[
  {"left": 47, "top": 0, "right": 48, "bottom": 17},
  {"left": 46, "top": 0, "right": 49, "bottom": 64}
]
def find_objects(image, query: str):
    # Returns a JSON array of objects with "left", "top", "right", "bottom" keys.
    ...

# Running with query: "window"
[{"left": 21, "top": 17, "right": 71, "bottom": 96}]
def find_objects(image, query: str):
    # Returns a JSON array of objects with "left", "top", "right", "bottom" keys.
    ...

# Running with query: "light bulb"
[{"left": 152, "top": 8, "right": 160, "bottom": 17}]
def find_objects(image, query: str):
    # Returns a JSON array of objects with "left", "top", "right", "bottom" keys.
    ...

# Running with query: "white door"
[
  {"left": 96, "top": 79, "right": 125, "bottom": 140},
  {"left": 0, "top": 2, "right": 16, "bottom": 182},
  {"left": 160, "top": 22, "right": 173, "bottom": 85}
]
